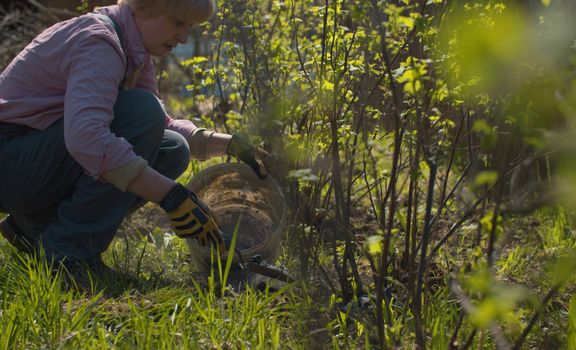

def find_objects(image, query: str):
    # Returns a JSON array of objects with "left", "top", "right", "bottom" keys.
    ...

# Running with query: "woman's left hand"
[{"left": 227, "top": 135, "right": 268, "bottom": 179}]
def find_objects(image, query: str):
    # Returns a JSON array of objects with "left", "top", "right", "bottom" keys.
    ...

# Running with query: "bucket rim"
[{"left": 185, "top": 162, "right": 287, "bottom": 259}]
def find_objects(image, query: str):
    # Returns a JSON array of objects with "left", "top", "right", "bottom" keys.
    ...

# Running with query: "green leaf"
[
  {"left": 468, "top": 278, "right": 526, "bottom": 330},
  {"left": 366, "top": 235, "right": 383, "bottom": 255},
  {"left": 470, "top": 298, "right": 498, "bottom": 329},
  {"left": 472, "top": 119, "right": 492, "bottom": 134},
  {"left": 181, "top": 56, "right": 208, "bottom": 67},
  {"left": 322, "top": 81, "right": 334, "bottom": 92},
  {"left": 398, "top": 70, "right": 422, "bottom": 94},
  {"left": 204, "top": 76, "right": 214, "bottom": 86},
  {"left": 474, "top": 171, "right": 498, "bottom": 187},
  {"left": 541, "top": 0, "right": 552, "bottom": 7},
  {"left": 547, "top": 252, "right": 576, "bottom": 286},
  {"left": 398, "top": 16, "right": 414, "bottom": 29}
]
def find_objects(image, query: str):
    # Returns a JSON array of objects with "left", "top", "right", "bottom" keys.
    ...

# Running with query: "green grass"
[
  {"left": 1, "top": 205, "right": 575, "bottom": 349},
  {"left": 0, "top": 237, "right": 315, "bottom": 349}
]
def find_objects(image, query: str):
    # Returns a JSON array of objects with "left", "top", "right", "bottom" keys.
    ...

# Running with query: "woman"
[{"left": 0, "top": 0, "right": 266, "bottom": 267}]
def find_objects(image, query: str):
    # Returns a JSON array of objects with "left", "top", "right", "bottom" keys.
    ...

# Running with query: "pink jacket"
[{"left": 0, "top": 5, "right": 226, "bottom": 182}]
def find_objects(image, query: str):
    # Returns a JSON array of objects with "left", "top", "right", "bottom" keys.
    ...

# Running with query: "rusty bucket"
[{"left": 185, "top": 163, "right": 287, "bottom": 274}]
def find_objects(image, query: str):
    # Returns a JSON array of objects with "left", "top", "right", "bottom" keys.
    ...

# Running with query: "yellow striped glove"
[{"left": 159, "top": 184, "right": 226, "bottom": 252}]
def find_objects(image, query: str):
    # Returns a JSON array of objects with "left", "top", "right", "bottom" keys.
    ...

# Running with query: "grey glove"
[{"left": 227, "top": 134, "right": 268, "bottom": 179}]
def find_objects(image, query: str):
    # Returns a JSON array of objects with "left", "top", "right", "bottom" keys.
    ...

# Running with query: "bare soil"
[{"left": 194, "top": 171, "right": 284, "bottom": 250}]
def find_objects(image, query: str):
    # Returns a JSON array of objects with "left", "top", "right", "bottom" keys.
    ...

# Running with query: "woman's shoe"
[{"left": 0, "top": 215, "right": 34, "bottom": 253}]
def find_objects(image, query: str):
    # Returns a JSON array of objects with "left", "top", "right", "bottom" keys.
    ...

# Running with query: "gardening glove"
[
  {"left": 159, "top": 184, "right": 227, "bottom": 252},
  {"left": 227, "top": 134, "right": 268, "bottom": 179}
]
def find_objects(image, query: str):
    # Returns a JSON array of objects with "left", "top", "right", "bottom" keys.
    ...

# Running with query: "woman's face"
[{"left": 134, "top": 10, "right": 195, "bottom": 56}]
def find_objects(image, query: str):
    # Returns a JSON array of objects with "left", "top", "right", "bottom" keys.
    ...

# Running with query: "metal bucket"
[{"left": 185, "top": 163, "right": 287, "bottom": 274}]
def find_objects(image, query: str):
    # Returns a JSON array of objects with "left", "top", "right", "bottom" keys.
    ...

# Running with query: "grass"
[
  {"left": 0, "top": 203, "right": 575, "bottom": 349},
  {"left": 0, "top": 236, "right": 315, "bottom": 349}
]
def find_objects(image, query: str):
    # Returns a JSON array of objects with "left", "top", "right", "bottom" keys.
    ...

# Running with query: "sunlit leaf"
[
  {"left": 366, "top": 235, "right": 384, "bottom": 256},
  {"left": 547, "top": 251, "right": 576, "bottom": 286},
  {"left": 398, "top": 16, "right": 414, "bottom": 29},
  {"left": 322, "top": 81, "right": 334, "bottom": 92},
  {"left": 470, "top": 298, "right": 498, "bottom": 329},
  {"left": 181, "top": 56, "right": 209, "bottom": 67},
  {"left": 474, "top": 171, "right": 498, "bottom": 187}
]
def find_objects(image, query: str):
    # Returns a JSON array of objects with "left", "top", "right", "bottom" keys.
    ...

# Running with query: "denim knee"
[
  {"left": 154, "top": 130, "right": 191, "bottom": 180},
  {"left": 112, "top": 89, "right": 166, "bottom": 161}
]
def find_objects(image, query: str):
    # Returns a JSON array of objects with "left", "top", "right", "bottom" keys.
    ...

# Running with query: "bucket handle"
[{"left": 234, "top": 250, "right": 295, "bottom": 283}]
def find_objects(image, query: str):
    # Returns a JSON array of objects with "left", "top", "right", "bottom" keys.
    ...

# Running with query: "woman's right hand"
[{"left": 158, "top": 184, "right": 226, "bottom": 252}]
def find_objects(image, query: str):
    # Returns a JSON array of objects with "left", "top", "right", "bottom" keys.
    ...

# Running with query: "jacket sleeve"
[
  {"left": 63, "top": 32, "right": 141, "bottom": 179},
  {"left": 164, "top": 117, "right": 231, "bottom": 160}
]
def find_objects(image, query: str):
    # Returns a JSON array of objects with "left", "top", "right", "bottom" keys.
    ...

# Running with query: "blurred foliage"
[{"left": 160, "top": 0, "right": 576, "bottom": 347}]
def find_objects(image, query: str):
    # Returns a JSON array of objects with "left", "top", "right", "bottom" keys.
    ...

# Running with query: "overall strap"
[{"left": 94, "top": 13, "right": 128, "bottom": 90}]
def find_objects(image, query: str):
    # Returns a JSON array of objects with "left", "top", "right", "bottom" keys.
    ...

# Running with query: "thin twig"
[{"left": 512, "top": 285, "right": 559, "bottom": 350}]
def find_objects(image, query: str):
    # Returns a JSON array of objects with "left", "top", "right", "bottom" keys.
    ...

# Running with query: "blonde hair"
[{"left": 117, "top": 0, "right": 216, "bottom": 22}]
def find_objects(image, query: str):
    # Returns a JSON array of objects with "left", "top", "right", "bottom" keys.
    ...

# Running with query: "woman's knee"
[
  {"left": 112, "top": 89, "right": 165, "bottom": 135},
  {"left": 112, "top": 89, "right": 166, "bottom": 158},
  {"left": 152, "top": 130, "right": 191, "bottom": 180}
]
